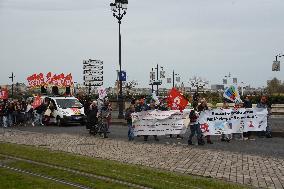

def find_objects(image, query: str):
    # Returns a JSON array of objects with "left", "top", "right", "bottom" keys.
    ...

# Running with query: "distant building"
[{"left": 211, "top": 84, "right": 224, "bottom": 91}]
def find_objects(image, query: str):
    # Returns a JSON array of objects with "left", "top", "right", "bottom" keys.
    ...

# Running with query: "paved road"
[{"left": 4, "top": 118, "right": 284, "bottom": 159}]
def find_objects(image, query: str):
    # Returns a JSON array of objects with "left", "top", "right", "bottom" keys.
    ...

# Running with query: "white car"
[{"left": 44, "top": 96, "right": 86, "bottom": 126}]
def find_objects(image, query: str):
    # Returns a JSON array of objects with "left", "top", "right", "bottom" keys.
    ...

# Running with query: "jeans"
[
  {"left": 8, "top": 114, "right": 13, "bottom": 126},
  {"left": 128, "top": 123, "right": 134, "bottom": 140},
  {"left": 266, "top": 117, "right": 272, "bottom": 134},
  {"left": 3, "top": 116, "right": 8, "bottom": 127},
  {"left": 33, "top": 113, "right": 43, "bottom": 125},
  {"left": 188, "top": 123, "right": 202, "bottom": 142}
]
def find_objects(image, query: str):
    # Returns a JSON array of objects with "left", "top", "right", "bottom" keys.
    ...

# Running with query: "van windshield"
[{"left": 55, "top": 99, "right": 83, "bottom": 109}]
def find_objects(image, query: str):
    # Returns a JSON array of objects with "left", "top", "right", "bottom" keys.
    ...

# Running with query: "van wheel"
[{"left": 56, "top": 117, "right": 62, "bottom": 127}]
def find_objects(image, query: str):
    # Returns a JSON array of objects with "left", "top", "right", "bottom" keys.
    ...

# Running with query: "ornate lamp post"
[{"left": 110, "top": 0, "right": 128, "bottom": 119}]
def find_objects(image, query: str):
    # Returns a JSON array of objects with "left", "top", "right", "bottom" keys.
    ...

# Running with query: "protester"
[
  {"left": 256, "top": 96, "right": 272, "bottom": 138},
  {"left": 25, "top": 101, "right": 33, "bottom": 123},
  {"left": 134, "top": 99, "right": 142, "bottom": 112},
  {"left": 18, "top": 100, "right": 27, "bottom": 126},
  {"left": 0, "top": 102, "right": 3, "bottom": 127},
  {"left": 197, "top": 99, "right": 213, "bottom": 144},
  {"left": 2, "top": 102, "right": 10, "bottom": 128},
  {"left": 188, "top": 105, "right": 204, "bottom": 145},
  {"left": 125, "top": 104, "right": 135, "bottom": 141},
  {"left": 98, "top": 98, "right": 112, "bottom": 132},
  {"left": 8, "top": 102, "right": 14, "bottom": 126},
  {"left": 242, "top": 96, "right": 255, "bottom": 140},
  {"left": 86, "top": 101, "right": 98, "bottom": 130},
  {"left": 44, "top": 101, "right": 55, "bottom": 125},
  {"left": 32, "top": 100, "right": 48, "bottom": 126}
]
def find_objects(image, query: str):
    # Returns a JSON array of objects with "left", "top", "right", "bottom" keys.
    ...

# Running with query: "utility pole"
[
  {"left": 9, "top": 72, "right": 15, "bottom": 97},
  {"left": 151, "top": 68, "right": 154, "bottom": 93},
  {"left": 156, "top": 64, "right": 159, "bottom": 96},
  {"left": 172, "top": 70, "right": 175, "bottom": 88}
]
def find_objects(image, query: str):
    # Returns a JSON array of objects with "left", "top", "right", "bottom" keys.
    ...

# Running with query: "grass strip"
[
  {"left": 0, "top": 142, "right": 249, "bottom": 189},
  {"left": 4, "top": 160, "right": 131, "bottom": 189},
  {"left": 0, "top": 167, "right": 76, "bottom": 189}
]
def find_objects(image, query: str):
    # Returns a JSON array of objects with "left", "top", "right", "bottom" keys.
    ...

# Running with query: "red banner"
[
  {"left": 0, "top": 88, "right": 9, "bottom": 100},
  {"left": 27, "top": 72, "right": 73, "bottom": 88},
  {"left": 167, "top": 88, "right": 188, "bottom": 111}
]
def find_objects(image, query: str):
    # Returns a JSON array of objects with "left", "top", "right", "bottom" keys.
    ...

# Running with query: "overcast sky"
[{"left": 0, "top": 0, "right": 283, "bottom": 88}]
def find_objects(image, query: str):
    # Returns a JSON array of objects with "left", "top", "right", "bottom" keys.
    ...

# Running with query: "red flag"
[
  {"left": 32, "top": 96, "right": 42, "bottom": 109},
  {"left": 167, "top": 88, "right": 188, "bottom": 111},
  {"left": 0, "top": 88, "right": 9, "bottom": 100},
  {"left": 46, "top": 72, "right": 53, "bottom": 85}
]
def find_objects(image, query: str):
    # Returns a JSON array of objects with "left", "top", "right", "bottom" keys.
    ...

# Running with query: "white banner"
[
  {"left": 97, "top": 86, "right": 107, "bottom": 99},
  {"left": 132, "top": 110, "right": 190, "bottom": 136},
  {"left": 198, "top": 108, "right": 268, "bottom": 135}
]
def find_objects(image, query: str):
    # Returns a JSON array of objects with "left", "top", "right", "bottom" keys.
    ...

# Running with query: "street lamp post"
[
  {"left": 273, "top": 54, "right": 283, "bottom": 71},
  {"left": 155, "top": 64, "right": 159, "bottom": 95},
  {"left": 110, "top": 0, "right": 128, "bottom": 119}
]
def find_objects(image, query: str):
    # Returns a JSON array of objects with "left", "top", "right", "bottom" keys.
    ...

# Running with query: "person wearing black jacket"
[
  {"left": 125, "top": 104, "right": 135, "bottom": 141},
  {"left": 188, "top": 108, "right": 204, "bottom": 145},
  {"left": 32, "top": 101, "right": 48, "bottom": 126},
  {"left": 243, "top": 96, "right": 254, "bottom": 140},
  {"left": 86, "top": 101, "right": 98, "bottom": 130}
]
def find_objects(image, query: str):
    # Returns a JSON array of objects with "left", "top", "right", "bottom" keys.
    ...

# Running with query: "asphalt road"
[{"left": 5, "top": 117, "right": 284, "bottom": 159}]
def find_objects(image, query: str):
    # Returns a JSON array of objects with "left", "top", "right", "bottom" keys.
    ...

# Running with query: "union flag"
[{"left": 167, "top": 88, "right": 188, "bottom": 111}]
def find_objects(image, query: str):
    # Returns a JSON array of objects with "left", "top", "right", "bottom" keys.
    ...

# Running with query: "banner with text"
[
  {"left": 198, "top": 108, "right": 268, "bottom": 135},
  {"left": 27, "top": 72, "right": 73, "bottom": 88},
  {"left": 132, "top": 110, "right": 190, "bottom": 136}
]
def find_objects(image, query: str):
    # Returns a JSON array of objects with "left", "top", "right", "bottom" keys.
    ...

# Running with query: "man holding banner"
[{"left": 256, "top": 96, "right": 272, "bottom": 138}]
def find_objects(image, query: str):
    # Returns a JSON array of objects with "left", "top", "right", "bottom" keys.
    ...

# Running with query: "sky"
[{"left": 0, "top": 0, "right": 283, "bottom": 89}]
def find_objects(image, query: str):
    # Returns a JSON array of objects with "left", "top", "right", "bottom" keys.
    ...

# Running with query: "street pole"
[
  {"left": 172, "top": 70, "right": 175, "bottom": 88},
  {"left": 118, "top": 20, "right": 124, "bottom": 118},
  {"left": 9, "top": 72, "right": 14, "bottom": 97},
  {"left": 156, "top": 64, "right": 159, "bottom": 96},
  {"left": 151, "top": 68, "right": 154, "bottom": 93},
  {"left": 110, "top": 0, "right": 128, "bottom": 119}
]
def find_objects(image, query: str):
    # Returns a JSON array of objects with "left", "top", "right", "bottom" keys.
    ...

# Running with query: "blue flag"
[{"left": 119, "top": 71, "right": 126, "bottom": 81}]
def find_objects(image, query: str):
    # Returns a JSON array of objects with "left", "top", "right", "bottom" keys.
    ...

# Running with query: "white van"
[{"left": 44, "top": 96, "right": 86, "bottom": 126}]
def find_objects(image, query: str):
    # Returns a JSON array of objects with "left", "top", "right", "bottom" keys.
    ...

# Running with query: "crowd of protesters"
[
  {"left": 1, "top": 94, "right": 273, "bottom": 146},
  {"left": 125, "top": 95, "right": 273, "bottom": 144},
  {"left": 0, "top": 99, "right": 33, "bottom": 127},
  {"left": 0, "top": 97, "right": 58, "bottom": 127}
]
